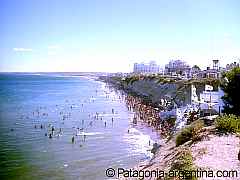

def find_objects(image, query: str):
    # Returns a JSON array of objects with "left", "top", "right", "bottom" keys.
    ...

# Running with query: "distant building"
[
  {"left": 133, "top": 61, "right": 161, "bottom": 74},
  {"left": 226, "top": 61, "right": 239, "bottom": 71},
  {"left": 190, "top": 65, "right": 201, "bottom": 78},
  {"left": 164, "top": 60, "right": 191, "bottom": 77},
  {"left": 197, "top": 67, "right": 219, "bottom": 79},
  {"left": 212, "top": 59, "right": 220, "bottom": 71},
  {"left": 197, "top": 60, "right": 221, "bottom": 79}
]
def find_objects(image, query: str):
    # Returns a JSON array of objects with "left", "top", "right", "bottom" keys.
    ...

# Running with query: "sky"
[{"left": 0, "top": 0, "right": 240, "bottom": 72}]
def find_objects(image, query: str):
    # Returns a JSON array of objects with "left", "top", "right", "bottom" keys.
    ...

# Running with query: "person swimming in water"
[{"left": 49, "top": 133, "right": 52, "bottom": 139}]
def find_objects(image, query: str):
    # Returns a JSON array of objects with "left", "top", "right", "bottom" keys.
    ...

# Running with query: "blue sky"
[{"left": 1, "top": 0, "right": 240, "bottom": 72}]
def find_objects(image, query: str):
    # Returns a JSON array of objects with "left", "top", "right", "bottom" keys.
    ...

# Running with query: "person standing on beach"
[{"left": 51, "top": 126, "right": 55, "bottom": 134}]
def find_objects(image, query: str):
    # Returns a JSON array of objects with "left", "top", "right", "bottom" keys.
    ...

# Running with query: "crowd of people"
[{"left": 125, "top": 95, "right": 175, "bottom": 137}]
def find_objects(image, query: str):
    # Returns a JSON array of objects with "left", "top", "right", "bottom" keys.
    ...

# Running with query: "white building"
[
  {"left": 133, "top": 61, "right": 161, "bottom": 74},
  {"left": 191, "top": 85, "right": 224, "bottom": 114}
]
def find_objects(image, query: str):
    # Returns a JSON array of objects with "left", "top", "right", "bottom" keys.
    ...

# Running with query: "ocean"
[{"left": 0, "top": 73, "right": 160, "bottom": 180}]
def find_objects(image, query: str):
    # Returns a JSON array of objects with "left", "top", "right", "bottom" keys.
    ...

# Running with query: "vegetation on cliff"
[
  {"left": 166, "top": 147, "right": 197, "bottom": 180},
  {"left": 221, "top": 67, "right": 240, "bottom": 116},
  {"left": 176, "top": 120, "right": 204, "bottom": 146},
  {"left": 215, "top": 114, "right": 240, "bottom": 134}
]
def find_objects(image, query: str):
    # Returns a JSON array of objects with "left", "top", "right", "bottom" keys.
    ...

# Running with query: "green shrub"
[
  {"left": 176, "top": 126, "right": 192, "bottom": 146},
  {"left": 215, "top": 114, "right": 240, "bottom": 133},
  {"left": 176, "top": 120, "right": 204, "bottom": 146},
  {"left": 165, "top": 148, "right": 197, "bottom": 180}
]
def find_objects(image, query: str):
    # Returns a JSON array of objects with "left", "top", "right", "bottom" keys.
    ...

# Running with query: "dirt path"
[{"left": 191, "top": 134, "right": 240, "bottom": 180}]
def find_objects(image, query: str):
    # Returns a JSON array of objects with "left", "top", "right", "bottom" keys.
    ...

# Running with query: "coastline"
[
  {"left": 100, "top": 74, "right": 240, "bottom": 180},
  {"left": 1, "top": 73, "right": 164, "bottom": 180},
  {"left": 99, "top": 75, "right": 182, "bottom": 178},
  {"left": 1, "top": 73, "right": 238, "bottom": 180}
]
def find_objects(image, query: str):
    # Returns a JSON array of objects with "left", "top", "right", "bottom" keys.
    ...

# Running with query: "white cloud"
[{"left": 13, "top": 48, "right": 33, "bottom": 52}]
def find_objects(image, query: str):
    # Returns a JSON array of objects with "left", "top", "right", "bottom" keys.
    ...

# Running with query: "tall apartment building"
[{"left": 133, "top": 61, "right": 161, "bottom": 73}]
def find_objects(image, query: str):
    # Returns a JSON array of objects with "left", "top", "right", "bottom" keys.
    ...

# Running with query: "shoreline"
[
  {"left": 100, "top": 74, "right": 240, "bottom": 180},
  {"left": 100, "top": 75, "right": 181, "bottom": 172}
]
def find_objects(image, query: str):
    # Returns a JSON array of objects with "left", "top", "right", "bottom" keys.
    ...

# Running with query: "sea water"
[{"left": 0, "top": 73, "right": 160, "bottom": 180}]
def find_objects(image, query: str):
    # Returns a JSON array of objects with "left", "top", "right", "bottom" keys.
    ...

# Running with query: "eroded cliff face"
[
  {"left": 101, "top": 75, "right": 219, "bottom": 108},
  {"left": 101, "top": 75, "right": 220, "bottom": 113},
  {"left": 123, "top": 79, "right": 192, "bottom": 107}
]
